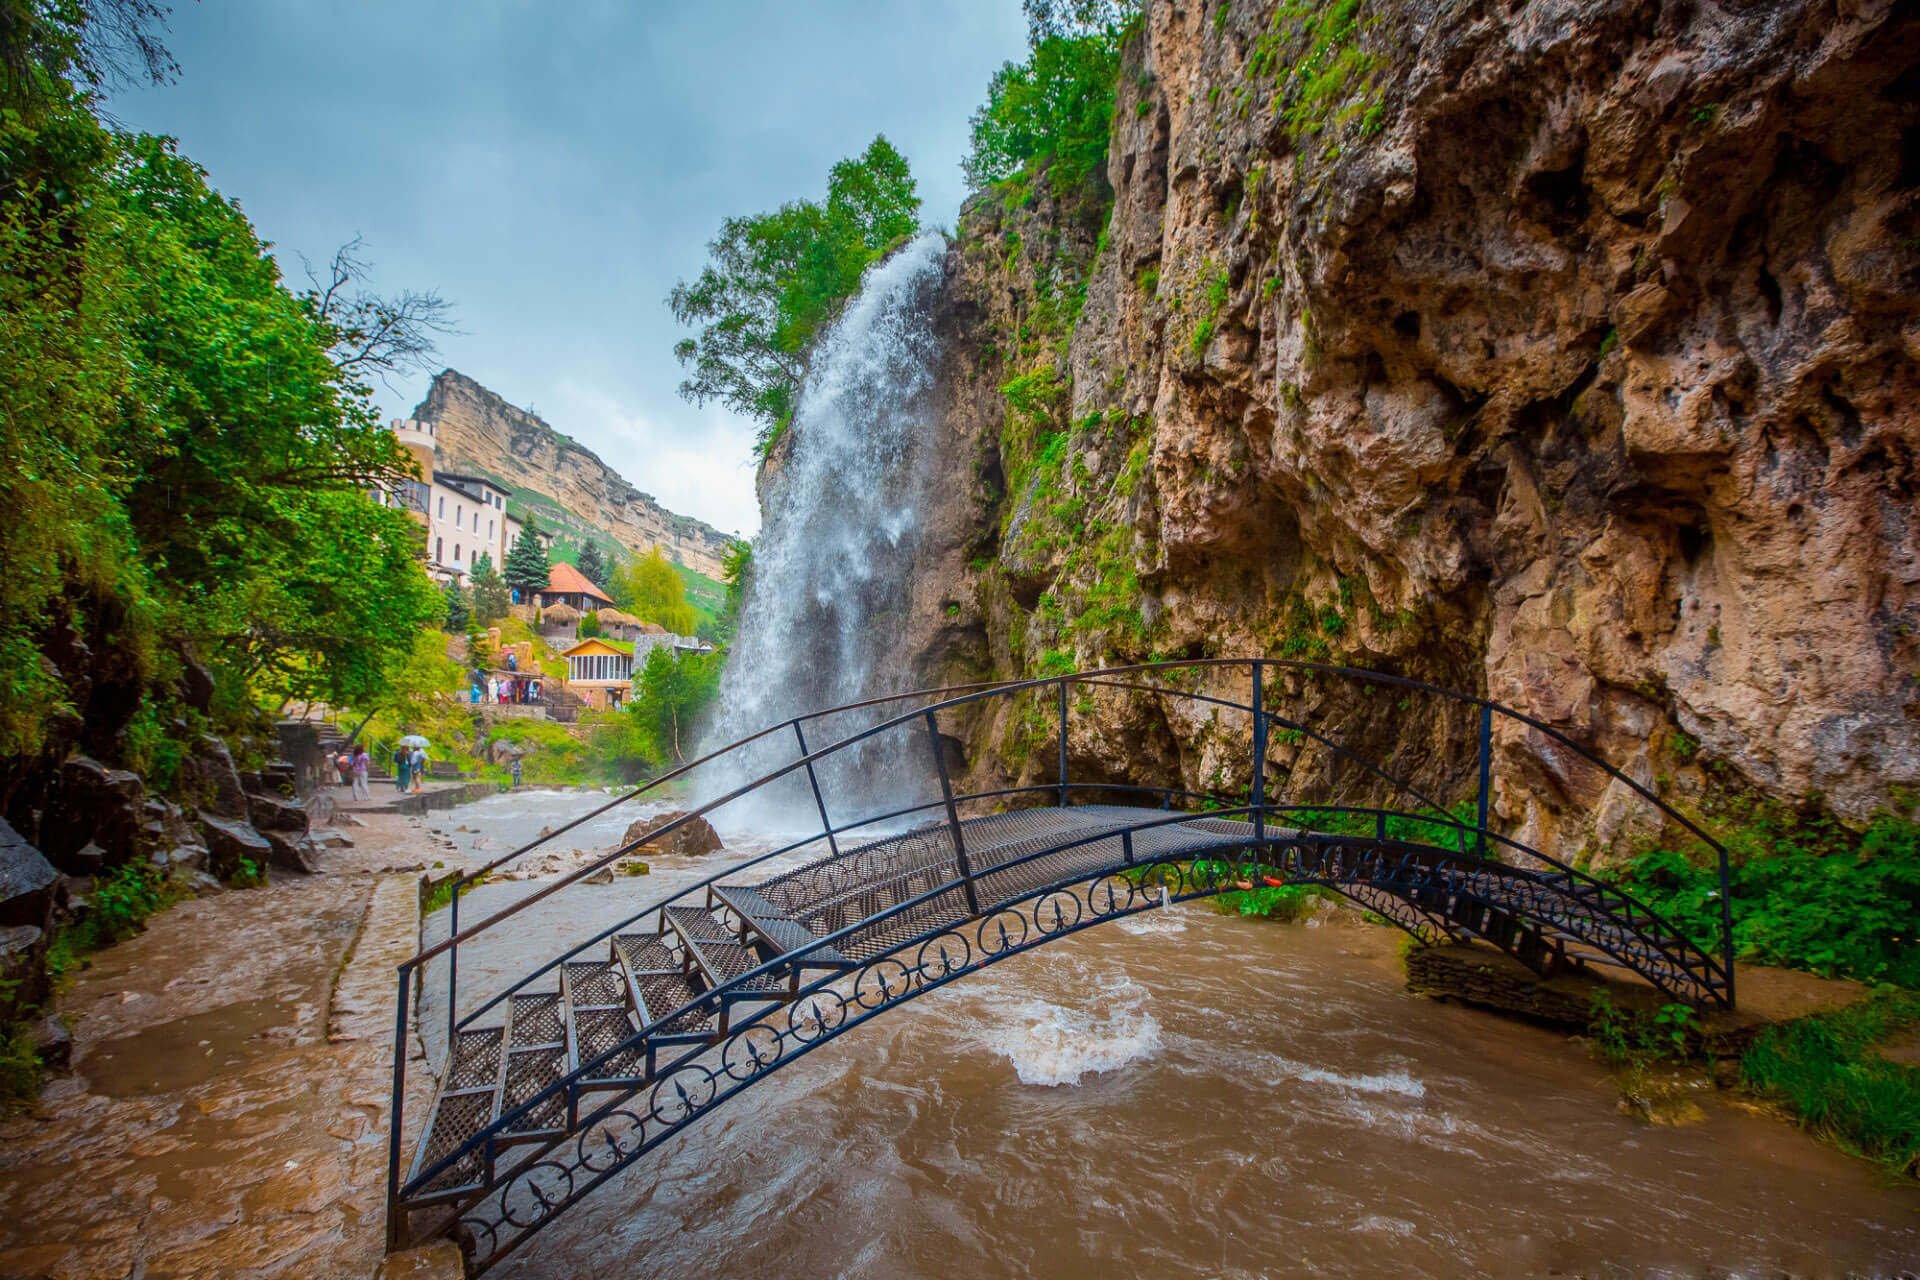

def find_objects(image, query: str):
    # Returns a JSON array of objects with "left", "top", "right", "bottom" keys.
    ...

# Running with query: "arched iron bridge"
[{"left": 384, "top": 659, "right": 1735, "bottom": 1273}]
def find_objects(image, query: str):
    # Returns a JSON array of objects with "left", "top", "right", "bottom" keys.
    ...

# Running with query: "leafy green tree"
[
  {"left": 610, "top": 547, "right": 700, "bottom": 637},
  {"left": 0, "top": 16, "right": 447, "bottom": 756},
  {"left": 578, "top": 609, "right": 603, "bottom": 640},
  {"left": 442, "top": 580, "right": 470, "bottom": 632},
  {"left": 713, "top": 539, "right": 753, "bottom": 645},
  {"left": 963, "top": 2, "right": 1135, "bottom": 191},
  {"left": 468, "top": 552, "right": 510, "bottom": 624},
  {"left": 628, "top": 647, "right": 721, "bottom": 761},
  {"left": 670, "top": 135, "right": 920, "bottom": 454},
  {"left": 504, "top": 516, "right": 551, "bottom": 599}
]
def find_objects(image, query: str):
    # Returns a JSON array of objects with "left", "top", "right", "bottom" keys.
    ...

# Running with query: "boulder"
[
  {"left": 197, "top": 813, "right": 272, "bottom": 879},
  {"left": 40, "top": 756, "right": 145, "bottom": 871},
  {"left": 259, "top": 761, "right": 298, "bottom": 797},
  {"left": 28, "top": 1013, "right": 70, "bottom": 1071},
  {"left": 182, "top": 735, "right": 249, "bottom": 820},
  {"left": 621, "top": 810, "right": 722, "bottom": 857},
  {"left": 263, "top": 829, "right": 321, "bottom": 875},
  {"left": 0, "top": 821, "right": 58, "bottom": 1016},
  {"left": 246, "top": 791, "right": 310, "bottom": 834}
]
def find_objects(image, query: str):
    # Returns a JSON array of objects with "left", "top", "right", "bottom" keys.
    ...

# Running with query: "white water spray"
[{"left": 703, "top": 233, "right": 950, "bottom": 829}]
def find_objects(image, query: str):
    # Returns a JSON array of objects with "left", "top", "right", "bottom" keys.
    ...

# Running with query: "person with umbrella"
[
  {"left": 392, "top": 741, "right": 410, "bottom": 793},
  {"left": 397, "top": 734, "right": 430, "bottom": 793}
]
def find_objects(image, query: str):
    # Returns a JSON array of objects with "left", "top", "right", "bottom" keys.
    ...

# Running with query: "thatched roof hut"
[{"left": 541, "top": 602, "right": 582, "bottom": 628}]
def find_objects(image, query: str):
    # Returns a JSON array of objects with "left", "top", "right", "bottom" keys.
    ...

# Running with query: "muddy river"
[{"left": 417, "top": 791, "right": 1920, "bottom": 1278}]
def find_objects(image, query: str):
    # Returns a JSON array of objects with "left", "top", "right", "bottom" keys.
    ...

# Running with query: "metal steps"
[{"left": 398, "top": 803, "right": 1729, "bottom": 1265}]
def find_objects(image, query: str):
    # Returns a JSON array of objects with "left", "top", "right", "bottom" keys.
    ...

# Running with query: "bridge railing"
[{"left": 386, "top": 658, "right": 1737, "bottom": 1241}]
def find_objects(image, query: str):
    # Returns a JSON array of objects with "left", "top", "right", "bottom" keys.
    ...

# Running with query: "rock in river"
[{"left": 621, "top": 811, "right": 721, "bottom": 857}]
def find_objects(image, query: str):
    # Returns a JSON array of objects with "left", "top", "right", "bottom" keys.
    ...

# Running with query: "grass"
[
  {"left": 421, "top": 872, "right": 484, "bottom": 916},
  {"left": 1740, "top": 988, "right": 1920, "bottom": 1177}
]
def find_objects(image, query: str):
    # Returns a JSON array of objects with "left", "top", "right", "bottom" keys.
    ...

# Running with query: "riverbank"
[{"left": 0, "top": 808, "right": 449, "bottom": 1279}]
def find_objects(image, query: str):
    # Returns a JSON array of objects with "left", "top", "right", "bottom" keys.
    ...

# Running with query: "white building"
[{"left": 376, "top": 419, "right": 542, "bottom": 586}]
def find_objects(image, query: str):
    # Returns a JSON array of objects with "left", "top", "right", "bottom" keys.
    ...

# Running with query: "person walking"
[
  {"left": 488, "top": 675, "right": 500, "bottom": 704},
  {"left": 410, "top": 745, "right": 428, "bottom": 793},
  {"left": 350, "top": 745, "right": 371, "bottom": 800},
  {"left": 394, "top": 743, "right": 410, "bottom": 793}
]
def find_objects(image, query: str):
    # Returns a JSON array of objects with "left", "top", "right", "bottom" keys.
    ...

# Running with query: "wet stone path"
[{"left": 0, "top": 811, "right": 437, "bottom": 1280}]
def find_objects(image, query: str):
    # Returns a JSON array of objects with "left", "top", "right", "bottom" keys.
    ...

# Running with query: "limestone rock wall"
[
  {"left": 891, "top": 0, "right": 1920, "bottom": 856},
  {"left": 413, "top": 370, "right": 735, "bottom": 579}
]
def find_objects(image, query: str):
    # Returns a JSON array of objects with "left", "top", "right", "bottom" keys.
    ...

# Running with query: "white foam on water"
[
  {"left": 1116, "top": 910, "right": 1188, "bottom": 936},
  {"left": 982, "top": 973, "right": 1162, "bottom": 1087},
  {"left": 1270, "top": 1057, "right": 1427, "bottom": 1099}
]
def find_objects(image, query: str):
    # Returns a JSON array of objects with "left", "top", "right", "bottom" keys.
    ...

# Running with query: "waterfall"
[{"left": 702, "top": 232, "right": 949, "bottom": 832}]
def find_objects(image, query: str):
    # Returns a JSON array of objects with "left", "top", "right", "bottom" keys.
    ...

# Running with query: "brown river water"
[{"left": 416, "top": 791, "right": 1920, "bottom": 1279}]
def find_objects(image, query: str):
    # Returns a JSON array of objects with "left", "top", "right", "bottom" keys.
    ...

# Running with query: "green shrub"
[{"left": 1611, "top": 812, "right": 1920, "bottom": 986}]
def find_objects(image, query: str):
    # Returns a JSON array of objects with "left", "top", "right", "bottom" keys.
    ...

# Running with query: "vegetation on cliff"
[
  {"left": 0, "top": 2, "right": 442, "bottom": 785},
  {"left": 669, "top": 136, "right": 922, "bottom": 456}
]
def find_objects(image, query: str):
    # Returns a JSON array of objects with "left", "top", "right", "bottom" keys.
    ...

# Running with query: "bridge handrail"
[
  {"left": 415, "top": 794, "right": 1729, "bottom": 1193},
  {"left": 389, "top": 658, "right": 1739, "bottom": 1224}
]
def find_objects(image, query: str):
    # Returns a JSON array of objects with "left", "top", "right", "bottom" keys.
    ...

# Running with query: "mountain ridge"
[{"left": 410, "top": 368, "right": 734, "bottom": 581}]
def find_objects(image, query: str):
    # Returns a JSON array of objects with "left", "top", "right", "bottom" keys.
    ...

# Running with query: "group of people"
[
  {"left": 394, "top": 743, "right": 430, "bottom": 793},
  {"left": 332, "top": 744, "right": 372, "bottom": 799},
  {"left": 470, "top": 650, "right": 543, "bottom": 706}
]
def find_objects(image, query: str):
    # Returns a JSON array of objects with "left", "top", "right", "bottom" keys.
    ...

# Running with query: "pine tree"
[
  {"left": 504, "top": 516, "right": 551, "bottom": 600},
  {"left": 442, "top": 579, "right": 470, "bottom": 632},
  {"left": 576, "top": 541, "right": 608, "bottom": 591},
  {"left": 469, "top": 552, "right": 511, "bottom": 624}
]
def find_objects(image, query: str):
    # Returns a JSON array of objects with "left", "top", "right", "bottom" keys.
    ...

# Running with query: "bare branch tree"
[{"left": 305, "top": 235, "right": 461, "bottom": 389}]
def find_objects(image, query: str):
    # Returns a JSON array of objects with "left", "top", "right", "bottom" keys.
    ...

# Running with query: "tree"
[
  {"left": 575, "top": 541, "right": 608, "bottom": 591},
  {"left": 504, "top": 517, "right": 551, "bottom": 599},
  {"left": 962, "top": 2, "right": 1135, "bottom": 191},
  {"left": 628, "top": 647, "right": 721, "bottom": 761},
  {"left": 609, "top": 547, "right": 700, "bottom": 637},
  {"left": 578, "top": 609, "right": 602, "bottom": 640},
  {"left": 469, "top": 552, "right": 510, "bottom": 624},
  {"left": 669, "top": 135, "right": 920, "bottom": 455},
  {"left": 442, "top": 580, "right": 470, "bottom": 632},
  {"left": 305, "top": 236, "right": 460, "bottom": 393},
  {"left": 714, "top": 539, "right": 753, "bottom": 645}
]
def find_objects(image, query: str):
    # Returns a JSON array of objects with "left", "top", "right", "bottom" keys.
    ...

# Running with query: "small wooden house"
[{"left": 560, "top": 637, "right": 634, "bottom": 709}]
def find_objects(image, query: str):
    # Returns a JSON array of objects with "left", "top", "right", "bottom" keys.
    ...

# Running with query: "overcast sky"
[{"left": 104, "top": 2, "right": 1028, "bottom": 538}]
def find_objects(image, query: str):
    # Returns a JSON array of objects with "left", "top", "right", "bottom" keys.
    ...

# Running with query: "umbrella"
[{"left": 398, "top": 734, "right": 430, "bottom": 749}]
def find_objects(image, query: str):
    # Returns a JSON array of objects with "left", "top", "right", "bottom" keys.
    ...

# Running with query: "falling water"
[{"left": 702, "top": 232, "right": 950, "bottom": 830}]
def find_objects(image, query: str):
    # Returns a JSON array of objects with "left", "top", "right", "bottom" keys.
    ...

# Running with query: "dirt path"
[{"left": 0, "top": 812, "right": 445, "bottom": 1280}]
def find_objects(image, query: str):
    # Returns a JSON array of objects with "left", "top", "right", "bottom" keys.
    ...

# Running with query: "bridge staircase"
[{"left": 384, "top": 660, "right": 1738, "bottom": 1273}]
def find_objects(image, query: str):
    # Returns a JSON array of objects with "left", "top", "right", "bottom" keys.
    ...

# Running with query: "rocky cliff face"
[
  {"left": 413, "top": 370, "right": 735, "bottom": 579},
  {"left": 886, "top": 0, "right": 1920, "bottom": 858}
]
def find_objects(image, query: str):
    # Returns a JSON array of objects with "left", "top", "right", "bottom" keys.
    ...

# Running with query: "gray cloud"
[{"left": 106, "top": 0, "right": 1027, "bottom": 536}]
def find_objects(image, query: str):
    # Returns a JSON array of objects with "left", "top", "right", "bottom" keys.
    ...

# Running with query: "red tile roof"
[{"left": 544, "top": 561, "right": 612, "bottom": 605}]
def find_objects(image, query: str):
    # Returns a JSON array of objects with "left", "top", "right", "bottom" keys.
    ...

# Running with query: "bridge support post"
[
  {"left": 1476, "top": 703, "right": 1493, "bottom": 858},
  {"left": 793, "top": 721, "right": 840, "bottom": 857},
  {"left": 925, "top": 711, "right": 979, "bottom": 916},
  {"left": 1250, "top": 662, "right": 1267, "bottom": 845},
  {"left": 386, "top": 965, "right": 411, "bottom": 1250},
  {"left": 1057, "top": 680, "right": 1069, "bottom": 808},
  {"left": 447, "top": 890, "right": 459, "bottom": 1047}
]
